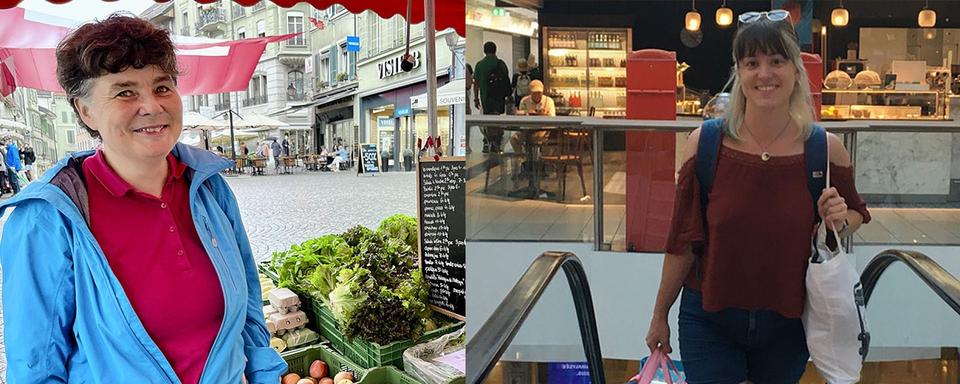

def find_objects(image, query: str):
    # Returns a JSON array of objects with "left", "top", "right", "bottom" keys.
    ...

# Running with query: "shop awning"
[
  {"left": 0, "top": 0, "right": 465, "bottom": 36},
  {"left": 266, "top": 83, "right": 358, "bottom": 116},
  {"left": 0, "top": 7, "right": 298, "bottom": 96},
  {"left": 411, "top": 78, "right": 464, "bottom": 109}
]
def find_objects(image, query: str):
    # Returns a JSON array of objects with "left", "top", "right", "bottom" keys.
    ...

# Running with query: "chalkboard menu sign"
[
  {"left": 359, "top": 143, "right": 379, "bottom": 174},
  {"left": 417, "top": 157, "right": 466, "bottom": 320}
]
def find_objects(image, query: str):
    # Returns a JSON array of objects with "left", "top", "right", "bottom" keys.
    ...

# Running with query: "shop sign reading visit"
[{"left": 379, "top": 51, "right": 422, "bottom": 79}]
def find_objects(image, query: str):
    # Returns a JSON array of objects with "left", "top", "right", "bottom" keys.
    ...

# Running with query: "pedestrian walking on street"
[
  {"left": 271, "top": 138, "right": 282, "bottom": 172},
  {"left": 4, "top": 138, "right": 22, "bottom": 194},
  {"left": 0, "top": 15, "right": 285, "bottom": 383},
  {"left": 20, "top": 142, "right": 36, "bottom": 181},
  {"left": 0, "top": 139, "right": 9, "bottom": 196}
]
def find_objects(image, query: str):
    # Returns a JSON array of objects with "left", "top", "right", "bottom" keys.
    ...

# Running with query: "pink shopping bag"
[{"left": 628, "top": 350, "right": 685, "bottom": 384}]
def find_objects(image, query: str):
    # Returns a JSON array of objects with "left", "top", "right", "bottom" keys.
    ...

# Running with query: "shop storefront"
[{"left": 357, "top": 35, "right": 455, "bottom": 171}]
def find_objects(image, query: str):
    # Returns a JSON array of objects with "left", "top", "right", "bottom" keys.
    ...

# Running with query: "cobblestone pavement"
[{"left": 0, "top": 169, "right": 417, "bottom": 381}]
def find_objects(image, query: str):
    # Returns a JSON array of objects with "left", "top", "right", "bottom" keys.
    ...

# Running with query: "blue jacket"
[
  {"left": 0, "top": 143, "right": 286, "bottom": 383},
  {"left": 6, "top": 142, "right": 22, "bottom": 171}
]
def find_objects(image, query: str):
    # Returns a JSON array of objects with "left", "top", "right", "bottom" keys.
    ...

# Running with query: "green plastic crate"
[
  {"left": 281, "top": 344, "right": 366, "bottom": 381},
  {"left": 311, "top": 301, "right": 465, "bottom": 370},
  {"left": 357, "top": 366, "right": 424, "bottom": 384}
]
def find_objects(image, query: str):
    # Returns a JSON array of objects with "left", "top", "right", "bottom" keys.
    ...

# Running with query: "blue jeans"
[{"left": 678, "top": 288, "right": 809, "bottom": 384}]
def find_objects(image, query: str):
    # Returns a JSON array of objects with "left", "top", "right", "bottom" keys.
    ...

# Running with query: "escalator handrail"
[
  {"left": 860, "top": 249, "right": 960, "bottom": 316},
  {"left": 466, "top": 251, "right": 605, "bottom": 384}
]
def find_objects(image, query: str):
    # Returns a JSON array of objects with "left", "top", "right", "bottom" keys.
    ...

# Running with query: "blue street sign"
[{"left": 346, "top": 35, "right": 360, "bottom": 52}]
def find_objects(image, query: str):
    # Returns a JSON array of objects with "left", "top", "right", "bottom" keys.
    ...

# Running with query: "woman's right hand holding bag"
[{"left": 645, "top": 315, "right": 672, "bottom": 354}]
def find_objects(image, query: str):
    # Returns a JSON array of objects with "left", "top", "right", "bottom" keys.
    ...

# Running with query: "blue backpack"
[{"left": 695, "top": 118, "right": 828, "bottom": 224}]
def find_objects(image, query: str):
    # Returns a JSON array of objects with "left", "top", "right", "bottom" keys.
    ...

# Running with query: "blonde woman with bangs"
[{"left": 643, "top": 10, "right": 871, "bottom": 383}]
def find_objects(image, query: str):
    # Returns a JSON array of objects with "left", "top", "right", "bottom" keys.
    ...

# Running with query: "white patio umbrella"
[{"left": 182, "top": 110, "right": 228, "bottom": 149}]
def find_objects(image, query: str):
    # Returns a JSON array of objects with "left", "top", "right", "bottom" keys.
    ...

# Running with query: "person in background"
[
  {"left": 511, "top": 80, "right": 555, "bottom": 157},
  {"left": 329, "top": 144, "right": 346, "bottom": 172},
  {"left": 270, "top": 138, "right": 282, "bottom": 170},
  {"left": 473, "top": 41, "right": 510, "bottom": 153},
  {"left": 0, "top": 14, "right": 285, "bottom": 382},
  {"left": 526, "top": 53, "right": 543, "bottom": 83},
  {"left": 215, "top": 145, "right": 224, "bottom": 155},
  {"left": 20, "top": 143, "right": 36, "bottom": 181},
  {"left": 643, "top": 11, "right": 870, "bottom": 383},
  {"left": 512, "top": 58, "right": 533, "bottom": 110},
  {"left": 517, "top": 80, "right": 555, "bottom": 117},
  {"left": 0, "top": 139, "right": 9, "bottom": 196},
  {"left": 5, "top": 138, "right": 22, "bottom": 195},
  {"left": 282, "top": 134, "right": 290, "bottom": 156}
]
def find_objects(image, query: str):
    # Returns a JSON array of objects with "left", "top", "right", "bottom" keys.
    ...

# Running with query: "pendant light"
[
  {"left": 918, "top": 0, "right": 936, "bottom": 28},
  {"left": 716, "top": 0, "right": 733, "bottom": 27},
  {"left": 831, "top": 0, "right": 849, "bottom": 27},
  {"left": 685, "top": 0, "right": 701, "bottom": 32}
]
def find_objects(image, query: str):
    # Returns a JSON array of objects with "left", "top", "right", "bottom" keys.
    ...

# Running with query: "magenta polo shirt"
[{"left": 82, "top": 150, "right": 224, "bottom": 384}]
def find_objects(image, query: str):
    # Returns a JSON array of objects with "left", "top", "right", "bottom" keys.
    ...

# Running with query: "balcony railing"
[
  {"left": 196, "top": 8, "right": 226, "bottom": 34},
  {"left": 252, "top": 2, "right": 265, "bottom": 12},
  {"left": 242, "top": 95, "right": 267, "bottom": 107}
]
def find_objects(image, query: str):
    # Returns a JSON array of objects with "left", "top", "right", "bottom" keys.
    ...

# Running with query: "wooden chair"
[
  {"left": 303, "top": 155, "right": 318, "bottom": 171},
  {"left": 540, "top": 129, "right": 589, "bottom": 201}
]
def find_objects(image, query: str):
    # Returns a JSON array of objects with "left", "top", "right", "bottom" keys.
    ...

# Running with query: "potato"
[
  {"left": 333, "top": 371, "right": 353, "bottom": 383},
  {"left": 297, "top": 378, "right": 317, "bottom": 384},
  {"left": 318, "top": 378, "right": 334, "bottom": 384},
  {"left": 282, "top": 373, "right": 301, "bottom": 384},
  {"left": 309, "top": 360, "right": 329, "bottom": 379}
]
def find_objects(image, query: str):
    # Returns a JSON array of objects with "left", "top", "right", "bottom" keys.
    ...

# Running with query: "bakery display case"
[
  {"left": 821, "top": 90, "right": 948, "bottom": 120},
  {"left": 542, "top": 26, "right": 631, "bottom": 118}
]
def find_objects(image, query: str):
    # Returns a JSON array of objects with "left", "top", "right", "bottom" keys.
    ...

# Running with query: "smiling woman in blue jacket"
[{"left": 0, "top": 14, "right": 286, "bottom": 383}]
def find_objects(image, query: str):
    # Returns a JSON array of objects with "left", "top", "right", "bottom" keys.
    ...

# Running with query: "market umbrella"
[{"left": 182, "top": 110, "right": 229, "bottom": 149}]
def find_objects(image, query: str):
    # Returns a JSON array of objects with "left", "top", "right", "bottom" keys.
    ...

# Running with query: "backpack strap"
[
  {"left": 805, "top": 124, "right": 828, "bottom": 222},
  {"left": 695, "top": 118, "right": 724, "bottom": 211}
]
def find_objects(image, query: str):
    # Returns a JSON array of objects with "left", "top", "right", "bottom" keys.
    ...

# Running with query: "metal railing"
[
  {"left": 861, "top": 249, "right": 960, "bottom": 317},
  {"left": 196, "top": 8, "right": 226, "bottom": 34},
  {"left": 466, "top": 115, "right": 960, "bottom": 251},
  {"left": 466, "top": 251, "right": 604, "bottom": 384},
  {"left": 242, "top": 95, "right": 267, "bottom": 107}
]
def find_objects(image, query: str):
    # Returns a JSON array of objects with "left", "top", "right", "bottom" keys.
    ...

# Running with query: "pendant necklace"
[{"left": 744, "top": 119, "right": 791, "bottom": 161}]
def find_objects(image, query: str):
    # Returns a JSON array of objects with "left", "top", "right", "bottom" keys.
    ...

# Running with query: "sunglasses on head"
[{"left": 738, "top": 9, "right": 791, "bottom": 24}]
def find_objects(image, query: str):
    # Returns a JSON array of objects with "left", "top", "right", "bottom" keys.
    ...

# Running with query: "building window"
[
  {"left": 319, "top": 54, "right": 330, "bottom": 86},
  {"left": 257, "top": 20, "right": 266, "bottom": 37},
  {"left": 215, "top": 93, "right": 231, "bottom": 111},
  {"left": 287, "top": 71, "right": 304, "bottom": 100},
  {"left": 232, "top": 4, "right": 245, "bottom": 18},
  {"left": 67, "top": 129, "right": 75, "bottom": 144},
  {"left": 245, "top": 75, "right": 267, "bottom": 106},
  {"left": 339, "top": 43, "right": 348, "bottom": 81},
  {"left": 61, "top": 111, "right": 68, "bottom": 123},
  {"left": 181, "top": 11, "right": 189, "bottom": 35},
  {"left": 287, "top": 12, "right": 305, "bottom": 46},
  {"left": 393, "top": 15, "right": 404, "bottom": 49},
  {"left": 196, "top": 95, "right": 208, "bottom": 108},
  {"left": 365, "top": 11, "right": 379, "bottom": 59},
  {"left": 237, "top": 27, "right": 246, "bottom": 39}
]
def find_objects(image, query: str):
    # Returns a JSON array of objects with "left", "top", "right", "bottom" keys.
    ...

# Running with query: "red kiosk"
[{"left": 624, "top": 49, "right": 678, "bottom": 252}]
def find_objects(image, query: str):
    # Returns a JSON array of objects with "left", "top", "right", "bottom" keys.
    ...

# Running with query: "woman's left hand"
[{"left": 818, "top": 187, "right": 847, "bottom": 231}]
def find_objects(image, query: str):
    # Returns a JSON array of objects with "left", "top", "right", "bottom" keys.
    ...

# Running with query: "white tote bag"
[{"left": 802, "top": 142, "right": 869, "bottom": 384}]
